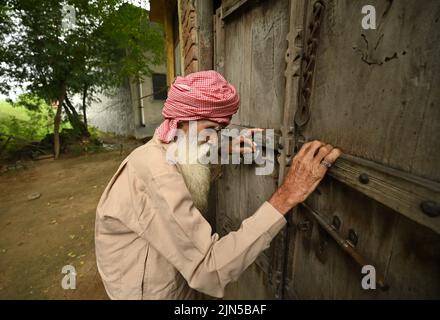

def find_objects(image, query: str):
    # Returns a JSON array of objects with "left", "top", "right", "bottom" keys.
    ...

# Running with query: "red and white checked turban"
[{"left": 155, "top": 70, "right": 240, "bottom": 143}]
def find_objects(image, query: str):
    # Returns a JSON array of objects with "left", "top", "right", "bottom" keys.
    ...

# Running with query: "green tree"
[
  {"left": 0, "top": 0, "right": 164, "bottom": 158},
  {"left": 10, "top": 93, "right": 55, "bottom": 140}
]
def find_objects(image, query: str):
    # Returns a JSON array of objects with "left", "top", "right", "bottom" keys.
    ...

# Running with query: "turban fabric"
[{"left": 155, "top": 70, "right": 240, "bottom": 143}]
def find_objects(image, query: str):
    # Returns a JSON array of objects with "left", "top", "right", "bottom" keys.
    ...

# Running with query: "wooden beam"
[
  {"left": 149, "top": 0, "right": 165, "bottom": 23},
  {"left": 196, "top": 0, "right": 213, "bottom": 71},
  {"left": 221, "top": 0, "right": 251, "bottom": 20},
  {"left": 163, "top": 1, "right": 176, "bottom": 86},
  {"left": 279, "top": 0, "right": 306, "bottom": 182},
  {"left": 177, "top": 0, "right": 185, "bottom": 76},
  {"left": 214, "top": 7, "right": 225, "bottom": 74},
  {"left": 220, "top": 124, "right": 440, "bottom": 234},
  {"left": 280, "top": 0, "right": 307, "bottom": 300},
  {"left": 328, "top": 154, "right": 440, "bottom": 234}
]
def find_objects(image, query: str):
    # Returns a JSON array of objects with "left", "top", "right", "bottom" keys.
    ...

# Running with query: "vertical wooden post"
[
  {"left": 196, "top": 0, "right": 213, "bottom": 71},
  {"left": 177, "top": 0, "right": 185, "bottom": 76},
  {"left": 277, "top": 0, "right": 307, "bottom": 299},
  {"left": 164, "top": 1, "right": 175, "bottom": 86},
  {"left": 214, "top": 7, "right": 225, "bottom": 74}
]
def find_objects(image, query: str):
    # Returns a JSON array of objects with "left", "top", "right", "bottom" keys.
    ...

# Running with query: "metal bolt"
[
  {"left": 359, "top": 173, "right": 369, "bottom": 184},
  {"left": 331, "top": 216, "right": 341, "bottom": 230},
  {"left": 297, "top": 220, "right": 311, "bottom": 232},
  {"left": 347, "top": 229, "right": 358, "bottom": 247},
  {"left": 303, "top": 87, "right": 311, "bottom": 97},
  {"left": 420, "top": 201, "right": 440, "bottom": 218}
]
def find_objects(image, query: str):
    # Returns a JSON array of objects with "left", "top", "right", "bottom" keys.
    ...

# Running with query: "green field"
[
  {"left": 0, "top": 98, "right": 103, "bottom": 159},
  {"left": 0, "top": 100, "right": 31, "bottom": 122},
  {"left": 0, "top": 99, "right": 57, "bottom": 142}
]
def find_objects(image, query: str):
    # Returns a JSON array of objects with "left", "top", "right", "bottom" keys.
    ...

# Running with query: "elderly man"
[{"left": 95, "top": 70, "right": 341, "bottom": 300}]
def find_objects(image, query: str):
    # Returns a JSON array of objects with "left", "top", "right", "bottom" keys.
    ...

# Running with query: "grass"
[
  {"left": 0, "top": 99, "right": 65, "bottom": 159},
  {"left": 0, "top": 99, "right": 69, "bottom": 141},
  {"left": 0, "top": 100, "right": 30, "bottom": 122},
  {"left": 0, "top": 99, "right": 108, "bottom": 161}
]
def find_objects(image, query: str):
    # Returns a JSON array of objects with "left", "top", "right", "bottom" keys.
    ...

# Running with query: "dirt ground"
[{"left": 0, "top": 140, "right": 142, "bottom": 299}]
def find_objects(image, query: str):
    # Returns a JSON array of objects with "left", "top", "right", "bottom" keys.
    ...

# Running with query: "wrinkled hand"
[
  {"left": 225, "top": 128, "right": 263, "bottom": 155},
  {"left": 270, "top": 140, "right": 342, "bottom": 215}
]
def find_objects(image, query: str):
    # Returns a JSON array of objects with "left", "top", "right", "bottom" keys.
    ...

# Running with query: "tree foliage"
[
  {"left": 1, "top": 0, "right": 164, "bottom": 100},
  {"left": 0, "top": 0, "right": 164, "bottom": 157}
]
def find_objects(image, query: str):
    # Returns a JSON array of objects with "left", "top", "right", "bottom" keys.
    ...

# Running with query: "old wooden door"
[
  {"left": 214, "top": 0, "right": 440, "bottom": 299},
  {"left": 284, "top": 0, "right": 440, "bottom": 299},
  {"left": 213, "top": 0, "right": 290, "bottom": 299}
]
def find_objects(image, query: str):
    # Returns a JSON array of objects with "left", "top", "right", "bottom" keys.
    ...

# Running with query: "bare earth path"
[{"left": 0, "top": 143, "right": 141, "bottom": 299}]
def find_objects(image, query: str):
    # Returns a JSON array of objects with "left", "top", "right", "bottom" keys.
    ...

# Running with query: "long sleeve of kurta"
[{"left": 126, "top": 144, "right": 287, "bottom": 298}]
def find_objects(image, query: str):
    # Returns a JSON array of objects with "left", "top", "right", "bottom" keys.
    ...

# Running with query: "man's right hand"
[{"left": 269, "top": 140, "right": 342, "bottom": 215}]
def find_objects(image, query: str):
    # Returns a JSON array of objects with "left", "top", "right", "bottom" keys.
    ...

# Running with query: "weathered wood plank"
[
  {"left": 280, "top": 0, "right": 307, "bottom": 300},
  {"left": 221, "top": 0, "right": 251, "bottom": 20},
  {"left": 328, "top": 154, "right": 440, "bottom": 234},
  {"left": 249, "top": 0, "right": 288, "bottom": 129},
  {"left": 303, "top": 0, "right": 440, "bottom": 182},
  {"left": 288, "top": 178, "right": 399, "bottom": 299},
  {"left": 195, "top": 0, "right": 213, "bottom": 70},
  {"left": 219, "top": 0, "right": 290, "bottom": 299},
  {"left": 287, "top": 0, "right": 440, "bottom": 300},
  {"left": 278, "top": 0, "right": 305, "bottom": 181},
  {"left": 384, "top": 215, "right": 440, "bottom": 299},
  {"left": 223, "top": 8, "right": 252, "bottom": 126},
  {"left": 214, "top": 8, "right": 225, "bottom": 74},
  {"left": 217, "top": 164, "right": 242, "bottom": 234},
  {"left": 301, "top": 202, "right": 389, "bottom": 290}
]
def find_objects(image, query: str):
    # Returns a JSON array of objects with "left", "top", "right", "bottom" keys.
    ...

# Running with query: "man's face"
[
  {"left": 175, "top": 120, "right": 221, "bottom": 216},
  {"left": 195, "top": 119, "right": 228, "bottom": 132},
  {"left": 179, "top": 119, "right": 228, "bottom": 143}
]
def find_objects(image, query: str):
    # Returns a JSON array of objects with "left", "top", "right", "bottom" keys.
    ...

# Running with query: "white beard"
[{"left": 175, "top": 141, "right": 212, "bottom": 216}]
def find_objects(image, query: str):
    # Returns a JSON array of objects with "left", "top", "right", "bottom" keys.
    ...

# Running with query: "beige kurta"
[{"left": 95, "top": 135, "right": 286, "bottom": 299}]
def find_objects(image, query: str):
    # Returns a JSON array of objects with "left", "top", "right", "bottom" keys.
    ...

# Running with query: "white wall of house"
[
  {"left": 130, "top": 64, "right": 167, "bottom": 139},
  {"left": 87, "top": 81, "right": 135, "bottom": 137},
  {"left": 88, "top": 63, "right": 167, "bottom": 139}
]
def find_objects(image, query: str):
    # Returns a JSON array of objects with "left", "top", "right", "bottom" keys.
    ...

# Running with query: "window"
[{"left": 152, "top": 73, "right": 167, "bottom": 100}]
